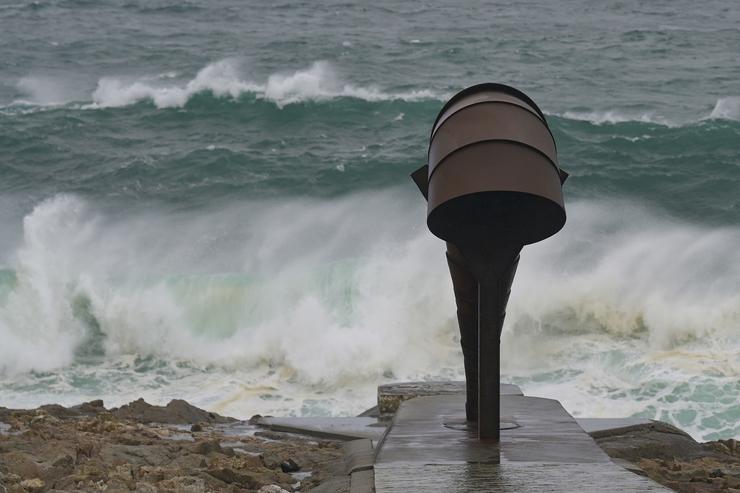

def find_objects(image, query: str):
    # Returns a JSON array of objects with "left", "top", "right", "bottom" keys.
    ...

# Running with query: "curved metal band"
[
  {"left": 432, "top": 91, "right": 546, "bottom": 137},
  {"left": 431, "top": 83, "right": 550, "bottom": 133},
  {"left": 428, "top": 102, "right": 558, "bottom": 178},
  {"left": 427, "top": 141, "right": 565, "bottom": 214}
]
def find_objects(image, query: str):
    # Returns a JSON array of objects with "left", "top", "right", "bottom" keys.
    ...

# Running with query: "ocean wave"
[
  {"left": 558, "top": 98, "right": 740, "bottom": 126},
  {"left": 0, "top": 193, "right": 738, "bottom": 438},
  {"left": 558, "top": 109, "right": 678, "bottom": 126},
  {"left": 89, "top": 59, "right": 442, "bottom": 109},
  {"left": 14, "top": 75, "right": 84, "bottom": 106},
  {"left": 708, "top": 96, "right": 740, "bottom": 121},
  {"left": 1, "top": 194, "right": 738, "bottom": 374},
  {"left": 507, "top": 200, "right": 740, "bottom": 347}
]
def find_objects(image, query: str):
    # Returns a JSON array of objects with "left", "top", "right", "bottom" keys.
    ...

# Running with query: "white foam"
[
  {"left": 0, "top": 195, "right": 92, "bottom": 374},
  {"left": 89, "top": 59, "right": 440, "bottom": 109},
  {"left": 15, "top": 76, "right": 80, "bottom": 106},
  {"left": 0, "top": 195, "right": 738, "bottom": 437},
  {"left": 559, "top": 109, "right": 675, "bottom": 126},
  {"left": 91, "top": 59, "right": 260, "bottom": 108},
  {"left": 708, "top": 96, "right": 740, "bottom": 121}
]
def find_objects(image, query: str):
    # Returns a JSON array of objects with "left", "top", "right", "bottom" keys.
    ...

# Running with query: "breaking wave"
[
  {"left": 559, "top": 110, "right": 677, "bottom": 126},
  {"left": 0, "top": 193, "right": 737, "bottom": 437},
  {"left": 559, "top": 99, "right": 740, "bottom": 126},
  {"left": 89, "top": 59, "right": 441, "bottom": 109},
  {"left": 709, "top": 96, "right": 740, "bottom": 121}
]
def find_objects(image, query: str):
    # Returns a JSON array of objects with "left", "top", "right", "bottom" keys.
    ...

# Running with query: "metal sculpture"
[{"left": 412, "top": 83, "right": 568, "bottom": 440}]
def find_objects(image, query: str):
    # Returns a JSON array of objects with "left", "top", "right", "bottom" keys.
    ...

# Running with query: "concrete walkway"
[{"left": 373, "top": 392, "right": 671, "bottom": 492}]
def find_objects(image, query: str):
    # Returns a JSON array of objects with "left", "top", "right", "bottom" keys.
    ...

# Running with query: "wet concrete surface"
[
  {"left": 373, "top": 394, "right": 671, "bottom": 492},
  {"left": 377, "top": 381, "right": 522, "bottom": 415},
  {"left": 255, "top": 416, "right": 387, "bottom": 441}
]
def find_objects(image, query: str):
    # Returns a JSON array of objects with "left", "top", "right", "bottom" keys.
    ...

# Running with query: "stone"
[
  {"left": 206, "top": 467, "right": 258, "bottom": 489},
  {"left": 157, "top": 476, "right": 207, "bottom": 493},
  {"left": 19, "top": 478, "right": 44, "bottom": 493},
  {"left": 190, "top": 423, "right": 203, "bottom": 432},
  {"left": 134, "top": 482, "right": 158, "bottom": 493},
  {"left": 112, "top": 399, "right": 235, "bottom": 425},
  {"left": 0, "top": 452, "right": 41, "bottom": 478},
  {"left": 194, "top": 440, "right": 223, "bottom": 456},
  {"left": 0, "top": 398, "right": 343, "bottom": 493},
  {"left": 258, "top": 485, "right": 290, "bottom": 493},
  {"left": 280, "top": 458, "right": 300, "bottom": 473},
  {"left": 593, "top": 421, "right": 705, "bottom": 462}
]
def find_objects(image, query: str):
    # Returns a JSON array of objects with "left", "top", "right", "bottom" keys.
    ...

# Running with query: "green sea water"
[{"left": 0, "top": 0, "right": 738, "bottom": 441}]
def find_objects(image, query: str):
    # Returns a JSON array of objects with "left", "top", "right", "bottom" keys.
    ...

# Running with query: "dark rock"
[
  {"left": 190, "top": 423, "right": 203, "bottom": 432},
  {"left": 0, "top": 451, "right": 41, "bottom": 478},
  {"left": 37, "top": 405, "right": 80, "bottom": 419},
  {"left": 593, "top": 421, "right": 705, "bottom": 462},
  {"left": 280, "top": 458, "right": 300, "bottom": 473},
  {"left": 111, "top": 398, "right": 236, "bottom": 425},
  {"left": 70, "top": 400, "right": 106, "bottom": 415},
  {"left": 194, "top": 440, "right": 223, "bottom": 456},
  {"left": 206, "top": 467, "right": 258, "bottom": 488},
  {"left": 99, "top": 443, "right": 171, "bottom": 467},
  {"left": 594, "top": 422, "right": 740, "bottom": 493},
  {"left": 260, "top": 451, "right": 282, "bottom": 469}
]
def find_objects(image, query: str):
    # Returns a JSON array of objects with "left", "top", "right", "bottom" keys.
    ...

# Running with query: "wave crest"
[
  {"left": 709, "top": 96, "right": 740, "bottom": 121},
  {"left": 559, "top": 109, "right": 676, "bottom": 126},
  {"left": 1, "top": 195, "right": 739, "bottom": 377},
  {"left": 1, "top": 194, "right": 738, "bottom": 438},
  {"left": 90, "top": 60, "right": 441, "bottom": 109}
]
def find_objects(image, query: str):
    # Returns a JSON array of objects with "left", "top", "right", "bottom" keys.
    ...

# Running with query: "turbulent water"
[{"left": 1, "top": 0, "right": 739, "bottom": 441}]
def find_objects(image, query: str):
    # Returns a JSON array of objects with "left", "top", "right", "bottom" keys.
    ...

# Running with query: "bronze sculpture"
[{"left": 412, "top": 83, "right": 568, "bottom": 440}]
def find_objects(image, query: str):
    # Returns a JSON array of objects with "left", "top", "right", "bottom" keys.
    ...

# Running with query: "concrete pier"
[{"left": 371, "top": 384, "right": 670, "bottom": 492}]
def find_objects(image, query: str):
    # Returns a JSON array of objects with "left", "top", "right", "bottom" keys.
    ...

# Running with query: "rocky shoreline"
[
  {"left": 0, "top": 398, "right": 738, "bottom": 492},
  {"left": 593, "top": 421, "right": 740, "bottom": 492},
  {"left": 0, "top": 399, "right": 344, "bottom": 492}
]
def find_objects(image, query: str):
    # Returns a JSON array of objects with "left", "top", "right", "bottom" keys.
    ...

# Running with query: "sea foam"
[
  {"left": 709, "top": 96, "right": 740, "bottom": 121},
  {"left": 90, "top": 60, "right": 440, "bottom": 109},
  {"left": 0, "top": 193, "right": 738, "bottom": 438},
  {"left": 559, "top": 109, "right": 677, "bottom": 126},
  {"left": 0, "top": 195, "right": 738, "bottom": 373}
]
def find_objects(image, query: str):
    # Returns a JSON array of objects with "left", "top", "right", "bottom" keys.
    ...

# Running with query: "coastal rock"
[
  {"left": 0, "top": 398, "right": 342, "bottom": 493},
  {"left": 19, "top": 478, "right": 44, "bottom": 493},
  {"left": 593, "top": 420, "right": 704, "bottom": 462},
  {"left": 194, "top": 439, "right": 224, "bottom": 456},
  {"left": 111, "top": 398, "right": 236, "bottom": 425},
  {"left": 258, "top": 485, "right": 291, "bottom": 493},
  {"left": 206, "top": 466, "right": 258, "bottom": 488},
  {"left": 0, "top": 452, "right": 40, "bottom": 478},
  {"left": 594, "top": 422, "right": 740, "bottom": 492},
  {"left": 156, "top": 475, "right": 207, "bottom": 493},
  {"left": 280, "top": 458, "right": 301, "bottom": 473}
]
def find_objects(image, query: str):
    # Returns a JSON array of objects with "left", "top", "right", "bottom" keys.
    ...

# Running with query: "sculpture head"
[{"left": 413, "top": 83, "right": 567, "bottom": 250}]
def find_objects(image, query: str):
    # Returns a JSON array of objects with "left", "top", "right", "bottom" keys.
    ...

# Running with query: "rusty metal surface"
[
  {"left": 428, "top": 102, "right": 558, "bottom": 178},
  {"left": 414, "top": 83, "right": 568, "bottom": 440},
  {"left": 430, "top": 83, "right": 551, "bottom": 133},
  {"left": 424, "top": 83, "right": 566, "bottom": 247},
  {"left": 426, "top": 143, "right": 565, "bottom": 246}
]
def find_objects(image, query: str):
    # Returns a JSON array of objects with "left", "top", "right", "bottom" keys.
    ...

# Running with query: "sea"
[{"left": 0, "top": 0, "right": 738, "bottom": 442}]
